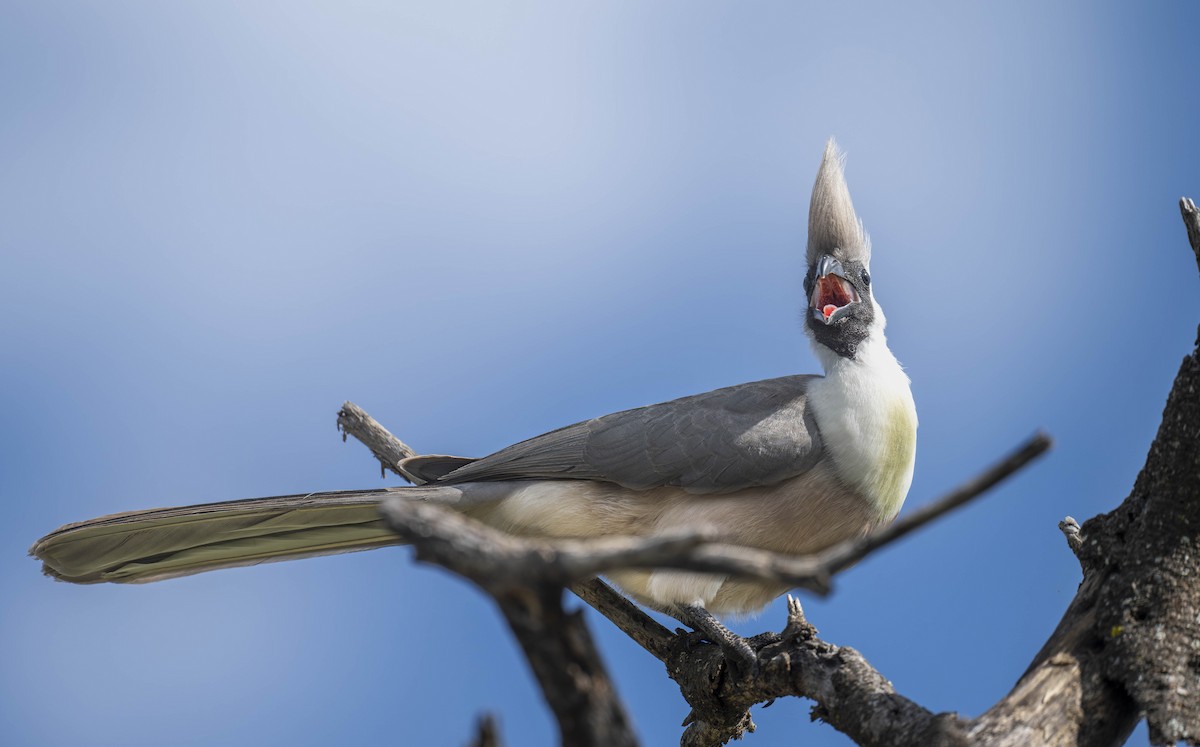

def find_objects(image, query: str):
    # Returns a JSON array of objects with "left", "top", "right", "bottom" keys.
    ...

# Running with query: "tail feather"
[{"left": 31, "top": 487, "right": 427, "bottom": 584}]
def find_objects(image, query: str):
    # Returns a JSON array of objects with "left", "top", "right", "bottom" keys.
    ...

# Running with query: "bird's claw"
[{"left": 675, "top": 603, "right": 759, "bottom": 677}]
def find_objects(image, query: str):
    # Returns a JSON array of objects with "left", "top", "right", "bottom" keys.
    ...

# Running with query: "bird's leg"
[{"left": 674, "top": 603, "right": 758, "bottom": 675}]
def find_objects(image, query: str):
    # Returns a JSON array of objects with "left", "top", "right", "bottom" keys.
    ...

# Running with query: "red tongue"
[{"left": 823, "top": 304, "right": 838, "bottom": 319}]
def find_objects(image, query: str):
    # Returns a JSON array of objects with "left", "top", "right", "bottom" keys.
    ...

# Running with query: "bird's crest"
[{"left": 807, "top": 139, "right": 870, "bottom": 266}]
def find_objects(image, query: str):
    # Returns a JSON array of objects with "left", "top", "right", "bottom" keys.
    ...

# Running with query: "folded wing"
[{"left": 438, "top": 375, "right": 824, "bottom": 494}]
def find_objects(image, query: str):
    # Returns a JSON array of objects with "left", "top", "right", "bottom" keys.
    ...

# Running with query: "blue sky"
[{"left": 2, "top": 3, "right": 1197, "bottom": 745}]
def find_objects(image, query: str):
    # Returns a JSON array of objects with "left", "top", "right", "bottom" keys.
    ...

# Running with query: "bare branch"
[
  {"left": 337, "top": 401, "right": 419, "bottom": 480},
  {"left": 1181, "top": 197, "right": 1200, "bottom": 273},
  {"left": 348, "top": 413, "right": 1050, "bottom": 597},
  {"left": 344, "top": 384, "right": 1057, "bottom": 747},
  {"left": 381, "top": 476, "right": 1047, "bottom": 747},
  {"left": 817, "top": 432, "right": 1052, "bottom": 580},
  {"left": 670, "top": 596, "right": 961, "bottom": 747},
  {"left": 465, "top": 714, "right": 502, "bottom": 747},
  {"left": 378, "top": 493, "right": 639, "bottom": 746},
  {"left": 570, "top": 578, "right": 675, "bottom": 662},
  {"left": 381, "top": 497, "right": 728, "bottom": 586},
  {"left": 1058, "top": 516, "right": 1083, "bottom": 559},
  {"left": 973, "top": 196, "right": 1200, "bottom": 747},
  {"left": 376, "top": 497, "right": 817, "bottom": 592}
]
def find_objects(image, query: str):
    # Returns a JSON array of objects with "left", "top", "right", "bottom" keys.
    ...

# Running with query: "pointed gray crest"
[{"left": 807, "top": 139, "right": 870, "bottom": 266}]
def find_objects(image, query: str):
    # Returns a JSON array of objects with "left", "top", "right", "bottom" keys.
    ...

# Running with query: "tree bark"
[{"left": 971, "top": 197, "right": 1200, "bottom": 746}]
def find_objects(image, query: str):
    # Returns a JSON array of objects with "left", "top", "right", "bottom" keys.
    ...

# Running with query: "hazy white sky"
[{"left": 3, "top": 3, "right": 1197, "bottom": 745}]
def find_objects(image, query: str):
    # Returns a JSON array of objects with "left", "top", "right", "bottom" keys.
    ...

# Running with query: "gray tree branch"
[
  {"left": 817, "top": 432, "right": 1051, "bottom": 580},
  {"left": 342, "top": 418, "right": 1049, "bottom": 597},
  {"left": 1181, "top": 197, "right": 1200, "bottom": 274},
  {"left": 969, "top": 197, "right": 1200, "bottom": 747},
  {"left": 570, "top": 578, "right": 676, "bottom": 661},
  {"left": 337, "top": 401, "right": 419, "bottom": 481},
  {"left": 378, "top": 497, "right": 639, "bottom": 747},
  {"left": 341, "top": 405, "right": 1048, "bottom": 746},
  {"left": 337, "top": 196, "right": 1200, "bottom": 746}
]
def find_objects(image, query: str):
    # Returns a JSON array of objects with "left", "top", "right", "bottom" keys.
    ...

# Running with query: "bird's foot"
[{"left": 675, "top": 603, "right": 758, "bottom": 676}]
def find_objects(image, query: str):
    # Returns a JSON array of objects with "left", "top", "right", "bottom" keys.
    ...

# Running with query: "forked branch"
[{"left": 342, "top": 404, "right": 1050, "bottom": 747}]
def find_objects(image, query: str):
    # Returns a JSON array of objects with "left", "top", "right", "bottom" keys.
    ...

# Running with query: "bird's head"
[{"left": 803, "top": 140, "right": 879, "bottom": 360}]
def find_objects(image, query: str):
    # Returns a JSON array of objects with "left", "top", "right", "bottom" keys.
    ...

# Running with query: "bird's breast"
[
  {"left": 809, "top": 351, "right": 918, "bottom": 522},
  {"left": 867, "top": 402, "right": 918, "bottom": 519}
]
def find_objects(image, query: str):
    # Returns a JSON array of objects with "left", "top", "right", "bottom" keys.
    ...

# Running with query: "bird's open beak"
[{"left": 810, "top": 255, "right": 860, "bottom": 325}]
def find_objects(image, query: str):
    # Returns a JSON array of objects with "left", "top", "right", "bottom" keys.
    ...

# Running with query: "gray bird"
[{"left": 32, "top": 140, "right": 917, "bottom": 662}]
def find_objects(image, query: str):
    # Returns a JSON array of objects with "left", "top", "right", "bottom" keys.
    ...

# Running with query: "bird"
[{"left": 32, "top": 139, "right": 917, "bottom": 666}]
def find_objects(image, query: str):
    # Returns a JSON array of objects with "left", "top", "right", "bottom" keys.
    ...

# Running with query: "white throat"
[{"left": 806, "top": 306, "right": 918, "bottom": 521}]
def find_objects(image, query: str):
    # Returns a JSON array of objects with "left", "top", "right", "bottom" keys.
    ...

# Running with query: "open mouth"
[{"left": 811, "top": 272, "right": 860, "bottom": 325}]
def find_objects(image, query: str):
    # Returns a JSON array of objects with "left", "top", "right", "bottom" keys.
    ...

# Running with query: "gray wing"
[{"left": 438, "top": 375, "right": 824, "bottom": 494}]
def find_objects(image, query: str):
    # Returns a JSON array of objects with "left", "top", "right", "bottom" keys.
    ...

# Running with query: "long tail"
[{"left": 30, "top": 485, "right": 463, "bottom": 584}]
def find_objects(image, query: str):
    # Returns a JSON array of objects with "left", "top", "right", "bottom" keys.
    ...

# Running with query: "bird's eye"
[{"left": 860, "top": 270, "right": 871, "bottom": 287}]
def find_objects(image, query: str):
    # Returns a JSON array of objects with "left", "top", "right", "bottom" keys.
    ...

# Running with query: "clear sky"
[{"left": 2, "top": 3, "right": 1197, "bottom": 745}]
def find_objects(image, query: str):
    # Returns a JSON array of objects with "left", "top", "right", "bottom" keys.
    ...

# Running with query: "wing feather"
[{"left": 439, "top": 375, "right": 823, "bottom": 494}]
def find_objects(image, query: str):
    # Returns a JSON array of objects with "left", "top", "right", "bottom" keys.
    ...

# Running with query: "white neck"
[{"left": 806, "top": 309, "right": 918, "bottom": 521}]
